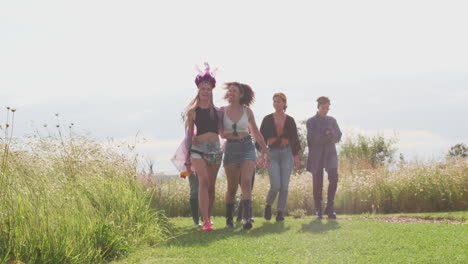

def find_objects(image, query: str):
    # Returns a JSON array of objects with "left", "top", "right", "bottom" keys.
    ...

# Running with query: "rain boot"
[
  {"left": 226, "top": 203, "right": 235, "bottom": 228},
  {"left": 190, "top": 198, "right": 200, "bottom": 226},
  {"left": 242, "top": 200, "right": 253, "bottom": 230}
]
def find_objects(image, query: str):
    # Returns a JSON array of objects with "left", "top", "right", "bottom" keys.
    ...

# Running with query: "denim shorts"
[
  {"left": 190, "top": 141, "right": 223, "bottom": 165},
  {"left": 223, "top": 138, "right": 257, "bottom": 166}
]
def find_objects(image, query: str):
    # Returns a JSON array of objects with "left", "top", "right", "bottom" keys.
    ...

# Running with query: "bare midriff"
[
  {"left": 223, "top": 131, "right": 250, "bottom": 140},
  {"left": 196, "top": 132, "right": 220, "bottom": 143}
]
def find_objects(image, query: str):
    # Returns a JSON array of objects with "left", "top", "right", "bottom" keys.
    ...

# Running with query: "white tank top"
[{"left": 224, "top": 107, "right": 249, "bottom": 134}]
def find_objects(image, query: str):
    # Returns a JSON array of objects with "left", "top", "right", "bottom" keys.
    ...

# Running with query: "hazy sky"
[{"left": 1, "top": 0, "right": 467, "bottom": 173}]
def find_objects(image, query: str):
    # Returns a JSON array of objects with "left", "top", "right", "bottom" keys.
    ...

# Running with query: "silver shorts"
[{"left": 190, "top": 141, "right": 223, "bottom": 165}]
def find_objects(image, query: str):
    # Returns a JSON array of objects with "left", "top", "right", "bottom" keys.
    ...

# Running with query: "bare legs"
[
  {"left": 192, "top": 158, "right": 220, "bottom": 223},
  {"left": 224, "top": 164, "right": 240, "bottom": 204},
  {"left": 207, "top": 163, "right": 220, "bottom": 217},
  {"left": 225, "top": 160, "right": 256, "bottom": 229}
]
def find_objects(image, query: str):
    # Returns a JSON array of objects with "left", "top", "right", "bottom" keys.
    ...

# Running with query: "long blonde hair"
[{"left": 183, "top": 90, "right": 215, "bottom": 129}]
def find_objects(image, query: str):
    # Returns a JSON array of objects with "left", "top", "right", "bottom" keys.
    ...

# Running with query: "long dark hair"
[{"left": 224, "top": 82, "right": 255, "bottom": 107}]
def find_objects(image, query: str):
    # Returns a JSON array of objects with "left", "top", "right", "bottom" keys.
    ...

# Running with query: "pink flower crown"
[{"left": 195, "top": 62, "right": 217, "bottom": 88}]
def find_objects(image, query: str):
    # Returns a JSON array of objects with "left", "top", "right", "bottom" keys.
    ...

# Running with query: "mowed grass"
[{"left": 112, "top": 212, "right": 467, "bottom": 264}]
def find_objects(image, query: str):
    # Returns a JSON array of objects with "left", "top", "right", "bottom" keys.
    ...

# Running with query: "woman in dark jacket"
[{"left": 258, "top": 93, "right": 301, "bottom": 221}]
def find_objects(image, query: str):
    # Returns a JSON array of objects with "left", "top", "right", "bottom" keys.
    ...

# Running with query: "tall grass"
[
  {"left": 0, "top": 127, "right": 170, "bottom": 263},
  {"left": 151, "top": 158, "right": 467, "bottom": 217}
]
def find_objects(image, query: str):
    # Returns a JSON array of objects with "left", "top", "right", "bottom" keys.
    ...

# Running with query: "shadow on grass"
[
  {"left": 163, "top": 220, "right": 291, "bottom": 247},
  {"left": 241, "top": 221, "right": 291, "bottom": 237},
  {"left": 299, "top": 218, "right": 340, "bottom": 234}
]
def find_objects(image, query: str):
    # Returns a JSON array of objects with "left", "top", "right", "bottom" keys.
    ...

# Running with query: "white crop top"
[{"left": 223, "top": 107, "right": 249, "bottom": 134}]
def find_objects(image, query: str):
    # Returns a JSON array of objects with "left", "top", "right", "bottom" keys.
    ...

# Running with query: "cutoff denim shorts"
[
  {"left": 223, "top": 137, "right": 257, "bottom": 166},
  {"left": 190, "top": 141, "right": 223, "bottom": 165}
]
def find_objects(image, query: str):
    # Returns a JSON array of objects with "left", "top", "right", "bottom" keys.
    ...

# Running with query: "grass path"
[{"left": 112, "top": 212, "right": 467, "bottom": 264}]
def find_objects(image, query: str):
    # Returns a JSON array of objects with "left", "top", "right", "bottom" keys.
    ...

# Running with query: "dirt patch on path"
[{"left": 366, "top": 216, "right": 466, "bottom": 224}]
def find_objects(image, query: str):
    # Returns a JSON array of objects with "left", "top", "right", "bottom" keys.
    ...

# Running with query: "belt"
[
  {"left": 226, "top": 135, "right": 252, "bottom": 143},
  {"left": 269, "top": 143, "right": 290, "bottom": 149}
]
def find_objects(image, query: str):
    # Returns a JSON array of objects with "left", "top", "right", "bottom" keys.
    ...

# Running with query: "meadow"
[
  {"left": 0, "top": 126, "right": 171, "bottom": 264},
  {"left": 0, "top": 110, "right": 466, "bottom": 263},
  {"left": 151, "top": 158, "right": 467, "bottom": 217}
]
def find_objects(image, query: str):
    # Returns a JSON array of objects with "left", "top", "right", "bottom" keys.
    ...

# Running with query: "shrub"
[
  {"left": 339, "top": 134, "right": 397, "bottom": 170},
  {"left": 447, "top": 143, "right": 467, "bottom": 158},
  {"left": 0, "top": 129, "right": 171, "bottom": 264},
  {"left": 152, "top": 159, "right": 468, "bottom": 216}
]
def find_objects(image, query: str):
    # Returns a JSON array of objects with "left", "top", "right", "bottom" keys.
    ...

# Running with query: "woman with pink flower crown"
[{"left": 172, "top": 63, "right": 223, "bottom": 231}]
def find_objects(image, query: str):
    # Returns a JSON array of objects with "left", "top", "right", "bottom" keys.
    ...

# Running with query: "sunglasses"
[{"left": 232, "top": 123, "right": 238, "bottom": 137}]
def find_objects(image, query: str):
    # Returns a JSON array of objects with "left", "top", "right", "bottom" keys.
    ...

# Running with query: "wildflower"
[
  {"left": 6, "top": 124, "right": 10, "bottom": 128},
  {"left": 6, "top": 106, "right": 10, "bottom": 110},
  {"left": 11, "top": 108, "right": 16, "bottom": 112}
]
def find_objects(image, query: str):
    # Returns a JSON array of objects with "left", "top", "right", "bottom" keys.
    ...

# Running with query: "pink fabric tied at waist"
[
  {"left": 171, "top": 126, "right": 196, "bottom": 173},
  {"left": 171, "top": 139, "right": 193, "bottom": 173}
]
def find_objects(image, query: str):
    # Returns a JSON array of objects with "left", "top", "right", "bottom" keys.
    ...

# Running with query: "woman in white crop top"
[{"left": 221, "top": 82, "right": 269, "bottom": 230}]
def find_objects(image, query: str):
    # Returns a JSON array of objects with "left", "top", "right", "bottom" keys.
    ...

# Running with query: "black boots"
[
  {"left": 190, "top": 198, "right": 200, "bottom": 226},
  {"left": 324, "top": 201, "right": 337, "bottom": 219},
  {"left": 236, "top": 201, "right": 243, "bottom": 222},
  {"left": 315, "top": 200, "right": 323, "bottom": 219},
  {"left": 264, "top": 204, "right": 272, "bottom": 220},
  {"left": 241, "top": 200, "right": 253, "bottom": 230},
  {"left": 226, "top": 203, "right": 235, "bottom": 228},
  {"left": 237, "top": 200, "right": 254, "bottom": 222},
  {"left": 316, "top": 200, "right": 337, "bottom": 219},
  {"left": 276, "top": 211, "right": 285, "bottom": 222},
  {"left": 265, "top": 205, "right": 285, "bottom": 222}
]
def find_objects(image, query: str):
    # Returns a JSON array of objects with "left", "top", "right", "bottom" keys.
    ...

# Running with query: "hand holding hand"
[
  {"left": 263, "top": 150, "right": 270, "bottom": 168},
  {"left": 293, "top": 155, "right": 301, "bottom": 171},
  {"left": 256, "top": 155, "right": 265, "bottom": 167}
]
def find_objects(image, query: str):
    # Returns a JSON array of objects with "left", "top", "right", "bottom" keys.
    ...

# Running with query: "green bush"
[
  {"left": 0, "top": 132, "right": 171, "bottom": 264},
  {"left": 339, "top": 134, "right": 397, "bottom": 169},
  {"left": 447, "top": 143, "right": 467, "bottom": 158}
]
